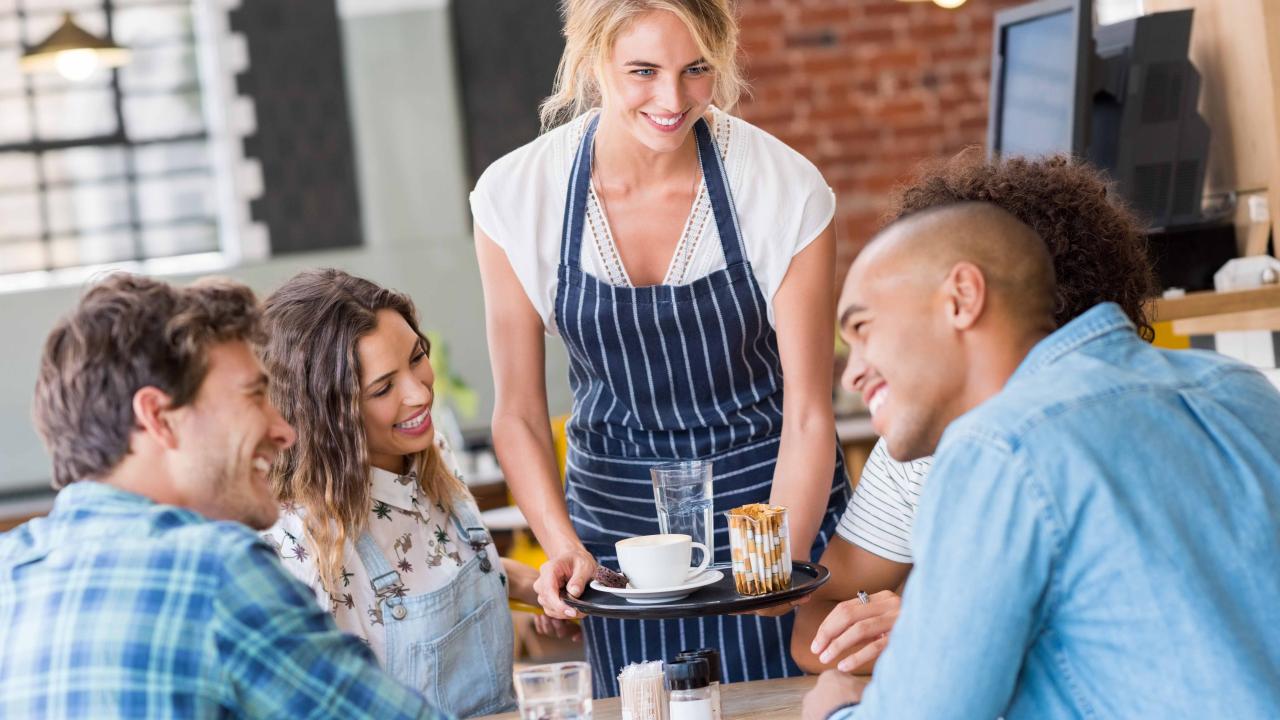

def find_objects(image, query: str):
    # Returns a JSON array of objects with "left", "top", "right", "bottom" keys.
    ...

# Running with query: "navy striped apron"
[{"left": 553, "top": 114, "right": 850, "bottom": 697}]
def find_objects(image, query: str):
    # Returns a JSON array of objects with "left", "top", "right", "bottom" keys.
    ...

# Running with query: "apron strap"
[
  {"left": 559, "top": 113, "right": 600, "bottom": 270},
  {"left": 693, "top": 116, "right": 747, "bottom": 267},
  {"left": 559, "top": 113, "right": 747, "bottom": 271}
]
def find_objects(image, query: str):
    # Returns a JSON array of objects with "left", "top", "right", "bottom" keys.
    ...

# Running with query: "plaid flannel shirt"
[{"left": 0, "top": 481, "right": 450, "bottom": 719}]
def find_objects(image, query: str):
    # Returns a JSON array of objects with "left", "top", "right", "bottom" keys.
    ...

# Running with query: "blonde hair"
[
  {"left": 261, "top": 268, "right": 470, "bottom": 593},
  {"left": 540, "top": 0, "right": 746, "bottom": 130}
]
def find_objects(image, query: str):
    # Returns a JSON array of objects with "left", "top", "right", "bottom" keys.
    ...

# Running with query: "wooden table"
[{"left": 478, "top": 675, "right": 821, "bottom": 720}]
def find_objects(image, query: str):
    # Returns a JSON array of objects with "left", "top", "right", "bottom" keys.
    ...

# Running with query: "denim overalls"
[{"left": 355, "top": 499, "right": 515, "bottom": 717}]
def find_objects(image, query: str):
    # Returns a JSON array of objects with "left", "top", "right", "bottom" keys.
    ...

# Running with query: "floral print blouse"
[{"left": 261, "top": 436, "right": 504, "bottom": 664}]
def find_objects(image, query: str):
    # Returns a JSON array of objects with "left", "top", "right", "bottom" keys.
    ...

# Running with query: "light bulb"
[
  {"left": 54, "top": 48, "right": 100, "bottom": 81},
  {"left": 933, "top": 0, "right": 966, "bottom": 8}
]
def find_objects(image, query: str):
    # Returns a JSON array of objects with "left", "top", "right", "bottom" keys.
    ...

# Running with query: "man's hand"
[
  {"left": 810, "top": 590, "right": 901, "bottom": 672},
  {"left": 534, "top": 547, "right": 597, "bottom": 619},
  {"left": 801, "top": 670, "right": 869, "bottom": 720}
]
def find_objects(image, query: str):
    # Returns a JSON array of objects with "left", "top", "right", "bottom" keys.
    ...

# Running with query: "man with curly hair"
[
  {"left": 804, "top": 201, "right": 1280, "bottom": 718},
  {"left": 794, "top": 153, "right": 1158, "bottom": 673}
]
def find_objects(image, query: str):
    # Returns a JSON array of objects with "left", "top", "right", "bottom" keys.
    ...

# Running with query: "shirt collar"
[
  {"left": 1011, "top": 302, "right": 1134, "bottom": 382},
  {"left": 369, "top": 466, "right": 420, "bottom": 511},
  {"left": 53, "top": 480, "right": 158, "bottom": 515}
]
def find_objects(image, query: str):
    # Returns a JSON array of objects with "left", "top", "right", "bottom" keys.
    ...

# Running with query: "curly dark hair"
[
  {"left": 886, "top": 150, "right": 1156, "bottom": 341},
  {"left": 33, "top": 273, "right": 263, "bottom": 489}
]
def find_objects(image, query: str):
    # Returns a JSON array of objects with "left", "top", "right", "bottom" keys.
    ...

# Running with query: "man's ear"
[
  {"left": 944, "top": 262, "right": 987, "bottom": 331},
  {"left": 132, "top": 387, "right": 179, "bottom": 450}
]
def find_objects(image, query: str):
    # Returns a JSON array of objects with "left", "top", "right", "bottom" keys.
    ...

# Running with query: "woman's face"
[
  {"left": 357, "top": 308, "right": 435, "bottom": 474},
  {"left": 599, "top": 10, "right": 716, "bottom": 154}
]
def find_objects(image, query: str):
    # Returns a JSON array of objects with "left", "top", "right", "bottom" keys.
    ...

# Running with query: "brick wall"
[{"left": 735, "top": 0, "right": 1024, "bottom": 274}]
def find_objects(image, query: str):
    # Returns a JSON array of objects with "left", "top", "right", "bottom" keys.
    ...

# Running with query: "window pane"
[
  {"left": 0, "top": 238, "right": 47, "bottom": 274},
  {"left": 114, "top": 6, "right": 193, "bottom": 46},
  {"left": 0, "top": 97, "right": 32, "bottom": 144},
  {"left": 119, "top": 44, "right": 199, "bottom": 93},
  {"left": 45, "top": 181, "right": 133, "bottom": 236},
  {"left": 35, "top": 88, "right": 117, "bottom": 140},
  {"left": 136, "top": 173, "right": 215, "bottom": 224},
  {"left": 42, "top": 146, "right": 128, "bottom": 185},
  {"left": 0, "top": 153, "right": 38, "bottom": 193},
  {"left": 0, "top": 49, "right": 23, "bottom": 94},
  {"left": 0, "top": 16, "right": 19, "bottom": 49},
  {"left": 142, "top": 220, "right": 217, "bottom": 259},
  {"left": 123, "top": 91, "right": 204, "bottom": 140},
  {"left": 48, "top": 230, "right": 135, "bottom": 268},
  {"left": 134, "top": 139, "right": 209, "bottom": 176},
  {"left": 0, "top": 191, "right": 41, "bottom": 239}
]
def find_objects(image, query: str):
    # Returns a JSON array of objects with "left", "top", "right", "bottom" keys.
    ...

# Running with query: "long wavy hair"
[
  {"left": 261, "top": 268, "right": 468, "bottom": 592},
  {"left": 540, "top": 0, "right": 746, "bottom": 130}
]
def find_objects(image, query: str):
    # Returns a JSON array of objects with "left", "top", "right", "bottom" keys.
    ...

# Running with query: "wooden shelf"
[{"left": 1151, "top": 285, "right": 1280, "bottom": 323}]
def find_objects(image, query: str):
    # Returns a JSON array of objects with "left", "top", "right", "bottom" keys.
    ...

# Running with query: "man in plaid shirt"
[{"left": 0, "top": 274, "right": 448, "bottom": 719}]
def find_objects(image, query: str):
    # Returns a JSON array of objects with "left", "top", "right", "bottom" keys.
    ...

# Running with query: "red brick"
[
  {"left": 798, "top": 6, "right": 854, "bottom": 27},
  {"left": 862, "top": 2, "right": 912, "bottom": 19},
  {"left": 863, "top": 48, "right": 925, "bottom": 73}
]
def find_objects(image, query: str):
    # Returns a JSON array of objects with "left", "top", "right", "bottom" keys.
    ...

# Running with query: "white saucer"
[{"left": 589, "top": 570, "right": 724, "bottom": 604}]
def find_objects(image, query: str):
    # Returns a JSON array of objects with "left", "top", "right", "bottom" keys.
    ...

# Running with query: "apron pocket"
[{"left": 407, "top": 595, "right": 502, "bottom": 717}]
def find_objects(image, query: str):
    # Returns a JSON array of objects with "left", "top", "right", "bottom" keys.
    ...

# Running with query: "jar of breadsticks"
[{"left": 726, "top": 504, "right": 792, "bottom": 596}]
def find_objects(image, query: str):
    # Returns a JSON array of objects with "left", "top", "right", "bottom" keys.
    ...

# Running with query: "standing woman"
[
  {"left": 472, "top": 0, "right": 850, "bottom": 695},
  {"left": 258, "top": 269, "right": 539, "bottom": 718}
]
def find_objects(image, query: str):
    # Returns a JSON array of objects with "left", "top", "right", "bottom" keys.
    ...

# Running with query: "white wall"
[{"left": 0, "top": 3, "right": 571, "bottom": 494}]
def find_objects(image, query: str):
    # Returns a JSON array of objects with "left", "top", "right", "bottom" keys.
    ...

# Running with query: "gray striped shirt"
[{"left": 836, "top": 438, "right": 932, "bottom": 564}]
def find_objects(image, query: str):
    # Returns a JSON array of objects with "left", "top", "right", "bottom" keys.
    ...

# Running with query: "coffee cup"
[{"left": 615, "top": 533, "right": 711, "bottom": 589}]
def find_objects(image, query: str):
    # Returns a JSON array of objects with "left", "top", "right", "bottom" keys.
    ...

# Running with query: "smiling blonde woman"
[{"left": 472, "top": 0, "right": 851, "bottom": 696}]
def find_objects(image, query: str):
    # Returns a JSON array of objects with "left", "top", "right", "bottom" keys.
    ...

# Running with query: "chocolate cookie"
[{"left": 593, "top": 565, "right": 628, "bottom": 589}]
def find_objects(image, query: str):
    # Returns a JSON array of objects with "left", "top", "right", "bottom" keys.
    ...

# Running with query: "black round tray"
[{"left": 562, "top": 561, "right": 830, "bottom": 620}]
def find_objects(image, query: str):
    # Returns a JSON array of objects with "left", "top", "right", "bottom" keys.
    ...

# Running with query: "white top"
[
  {"left": 261, "top": 435, "right": 503, "bottom": 665},
  {"left": 836, "top": 438, "right": 932, "bottom": 564},
  {"left": 469, "top": 107, "right": 836, "bottom": 333}
]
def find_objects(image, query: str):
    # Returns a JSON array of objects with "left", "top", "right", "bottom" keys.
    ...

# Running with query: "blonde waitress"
[{"left": 472, "top": 0, "right": 850, "bottom": 696}]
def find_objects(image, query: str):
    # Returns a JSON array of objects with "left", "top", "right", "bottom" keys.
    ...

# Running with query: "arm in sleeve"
[
  {"left": 213, "top": 537, "right": 451, "bottom": 720},
  {"left": 835, "top": 438, "right": 929, "bottom": 564},
  {"left": 842, "top": 433, "right": 1062, "bottom": 719}
]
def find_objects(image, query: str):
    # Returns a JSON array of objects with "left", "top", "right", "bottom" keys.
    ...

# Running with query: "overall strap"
[
  {"left": 693, "top": 116, "right": 747, "bottom": 267},
  {"left": 449, "top": 501, "right": 495, "bottom": 574},
  {"left": 354, "top": 531, "right": 403, "bottom": 598},
  {"left": 559, "top": 113, "right": 601, "bottom": 270}
]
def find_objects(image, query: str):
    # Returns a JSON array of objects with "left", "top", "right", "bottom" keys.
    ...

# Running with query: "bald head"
[
  {"left": 837, "top": 202, "right": 1059, "bottom": 461},
  {"left": 844, "top": 202, "right": 1056, "bottom": 332}
]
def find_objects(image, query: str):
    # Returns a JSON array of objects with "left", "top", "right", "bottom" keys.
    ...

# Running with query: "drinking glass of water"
[
  {"left": 650, "top": 460, "right": 714, "bottom": 559},
  {"left": 514, "top": 661, "right": 592, "bottom": 720}
]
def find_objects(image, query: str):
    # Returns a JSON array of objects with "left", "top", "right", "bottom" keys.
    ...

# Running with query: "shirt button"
[{"left": 391, "top": 605, "right": 407, "bottom": 620}]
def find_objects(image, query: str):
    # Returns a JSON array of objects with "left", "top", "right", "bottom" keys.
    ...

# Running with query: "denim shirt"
[{"left": 835, "top": 303, "right": 1280, "bottom": 719}]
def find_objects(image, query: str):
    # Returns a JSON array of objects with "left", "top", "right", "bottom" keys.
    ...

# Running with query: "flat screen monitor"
[{"left": 988, "top": 0, "right": 1093, "bottom": 157}]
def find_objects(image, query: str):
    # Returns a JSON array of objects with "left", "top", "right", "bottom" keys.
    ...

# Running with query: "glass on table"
[
  {"left": 650, "top": 460, "right": 714, "bottom": 556},
  {"left": 514, "top": 661, "right": 593, "bottom": 720}
]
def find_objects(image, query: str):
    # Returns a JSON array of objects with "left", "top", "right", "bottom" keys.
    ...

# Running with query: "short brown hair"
[
  {"left": 888, "top": 151, "right": 1157, "bottom": 340},
  {"left": 33, "top": 273, "right": 263, "bottom": 489}
]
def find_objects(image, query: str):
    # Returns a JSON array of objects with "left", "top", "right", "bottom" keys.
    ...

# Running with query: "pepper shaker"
[{"left": 666, "top": 658, "right": 713, "bottom": 720}]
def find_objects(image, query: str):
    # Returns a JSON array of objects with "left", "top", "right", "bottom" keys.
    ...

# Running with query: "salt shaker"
[
  {"left": 666, "top": 658, "right": 713, "bottom": 720},
  {"left": 674, "top": 649, "right": 721, "bottom": 720}
]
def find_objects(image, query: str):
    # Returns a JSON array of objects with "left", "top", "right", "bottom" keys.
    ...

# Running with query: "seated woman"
[{"left": 259, "top": 268, "right": 540, "bottom": 718}]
